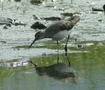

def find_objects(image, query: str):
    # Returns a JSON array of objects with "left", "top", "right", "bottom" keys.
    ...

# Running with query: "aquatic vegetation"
[
  {"left": 29, "top": 40, "right": 105, "bottom": 67},
  {"left": 15, "top": 45, "right": 35, "bottom": 48},
  {"left": 15, "top": 40, "right": 102, "bottom": 50}
]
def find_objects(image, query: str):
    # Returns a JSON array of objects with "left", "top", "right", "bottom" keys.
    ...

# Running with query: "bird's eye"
[{"left": 37, "top": 34, "right": 40, "bottom": 37}]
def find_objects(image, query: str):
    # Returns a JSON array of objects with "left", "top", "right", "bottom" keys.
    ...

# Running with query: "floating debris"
[
  {"left": 32, "top": 15, "right": 40, "bottom": 20},
  {"left": 3, "top": 25, "right": 8, "bottom": 29},
  {"left": 92, "top": 8, "right": 103, "bottom": 12},
  {"left": 42, "top": 0, "right": 54, "bottom": 7},
  {"left": 98, "top": 19, "right": 102, "bottom": 22},
  {"left": 30, "top": 0, "right": 42, "bottom": 5},
  {"left": 14, "top": 0, "right": 21, "bottom": 2},
  {"left": 0, "top": 41, "right": 6, "bottom": 43},
  {"left": 60, "top": 12, "right": 73, "bottom": 17},
  {"left": 41, "top": 12, "right": 80, "bottom": 21},
  {"left": 0, "top": 17, "right": 26, "bottom": 28},
  {"left": 41, "top": 16, "right": 61, "bottom": 21},
  {"left": 92, "top": 4, "right": 105, "bottom": 13},
  {"left": 13, "top": 22, "right": 26, "bottom": 26},
  {"left": 0, "top": 17, "right": 12, "bottom": 25},
  {"left": 0, "top": 61, "right": 28, "bottom": 67}
]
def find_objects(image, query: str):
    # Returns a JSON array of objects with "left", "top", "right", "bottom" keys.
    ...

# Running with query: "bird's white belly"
[{"left": 53, "top": 30, "right": 69, "bottom": 40}]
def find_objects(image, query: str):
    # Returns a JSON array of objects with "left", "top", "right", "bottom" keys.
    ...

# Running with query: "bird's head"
[
  {"left": 29, "top": 31, "right": 45, "bottom": 48},
  {"left": 35, "top": 31, "right": 44, "bottom": 40}
]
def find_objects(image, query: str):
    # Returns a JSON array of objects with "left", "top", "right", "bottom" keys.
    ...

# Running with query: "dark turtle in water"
[{"left": 31, "top": 22, "right": 46, "bottom": 29}]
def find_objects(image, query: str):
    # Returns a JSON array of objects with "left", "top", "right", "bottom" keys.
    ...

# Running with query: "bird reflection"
[{"left": 29, "top": 60, "right": 76, "bottom": 80}]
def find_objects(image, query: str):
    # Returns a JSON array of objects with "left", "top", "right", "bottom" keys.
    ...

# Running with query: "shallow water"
[
  {"left": 0, "top": 0, "right": 105, "bottom": 61},
  {"left": 0, "top": 0, "right": 105, "bottom": 90},
  {"left": 1, "top": 46, "right": 105, "bottom": 90}
]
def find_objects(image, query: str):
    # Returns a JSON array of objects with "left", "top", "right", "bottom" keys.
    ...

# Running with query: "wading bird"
[{"left": 29, "top": 15, "right": 80, "bottom": 63}]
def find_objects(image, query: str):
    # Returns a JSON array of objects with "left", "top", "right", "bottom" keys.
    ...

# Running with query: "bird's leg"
[
  {"left": 28, "top": 61, "right": 37, "bottom": 69},
  {"left": 65, "top": 35, "right": 70, "bottom": 56},
  {"left": 57, "top": 41, "right": 60, "bottom": 63},
  {"left": 64, "top": 35, "right": 71, "bottom": 66}
]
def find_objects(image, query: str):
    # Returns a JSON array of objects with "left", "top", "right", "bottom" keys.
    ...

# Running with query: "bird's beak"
[{"left": 29, "top": 38, "right": 36, "bottom": 48}]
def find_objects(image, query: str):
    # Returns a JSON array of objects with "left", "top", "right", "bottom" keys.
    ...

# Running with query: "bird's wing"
[
  {"left": 45, "top": 16, "right": 80, "bottom": 38},
  {"left": 63, "top": 16, "right": 80, "bottom": 30},
  {"left": 45, "top": 21, "right": 67, "bottom": 38}
]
